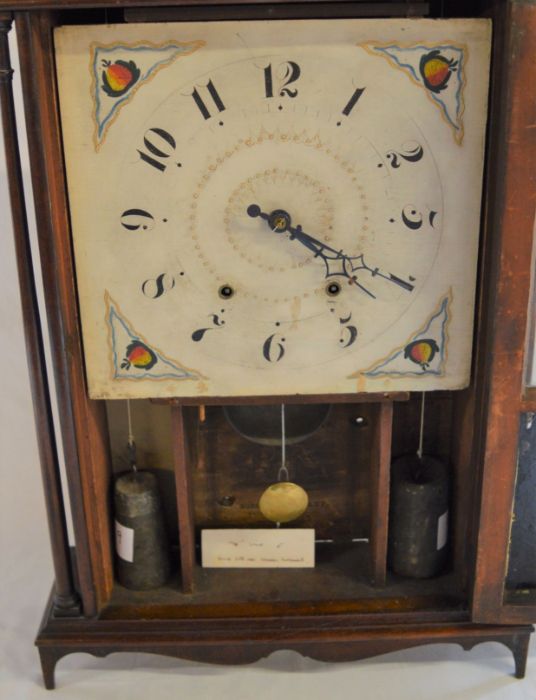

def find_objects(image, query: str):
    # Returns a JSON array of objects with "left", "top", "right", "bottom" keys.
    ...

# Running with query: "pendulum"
[
  {"left": 113, "top": 400, "right": 171, "bottom": 590},
  {"left": 258, "top": 404, "right": 309, "bottom": 525},
  {"left": 388, "top": 393, "right": 450, "bottom": 579}
]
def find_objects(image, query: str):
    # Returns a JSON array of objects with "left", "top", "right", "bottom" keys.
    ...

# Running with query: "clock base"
[{"left": 35, "top": 587, "right": 533, "bottom": 689}]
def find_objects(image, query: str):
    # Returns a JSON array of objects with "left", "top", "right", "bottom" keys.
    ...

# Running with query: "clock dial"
[{"left": 54, "top": 19, "right": 491, "bottom": 398}]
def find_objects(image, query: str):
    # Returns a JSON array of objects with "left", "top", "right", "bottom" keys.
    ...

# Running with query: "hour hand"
[
  {"left": 247, "top": 204, "right": 341, "bottom": 258},
  {"left": 247, "top": 204, "right": 293, "bottom": 234},
  {"left": 247, "top": 204, "right": 359, "bottom": 275}
]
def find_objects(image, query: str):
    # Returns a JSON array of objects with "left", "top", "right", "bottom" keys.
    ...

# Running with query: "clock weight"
[
  {"left": 388, "top": 394, "right": 450, "bottom": 579},
  {"left": 388, "top": 454, "right": 449, "bottom": 578},
  {"left": 113, "top": 403, "right": 171, "bottom": 590},
  {"left": 114, "top": 470, "right": 171, "bottom": 590}
]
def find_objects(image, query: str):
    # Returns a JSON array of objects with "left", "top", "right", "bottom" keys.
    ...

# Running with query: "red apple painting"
[
  {"left": 101, "top": 59, "right": 140, "bottom": 97},
  {"left": 120, "top": 341, "right": 157, "bottom": 371},
  {"left": 419, "top": 50, "right": 458, "bottom": 94},
  {"left": 404, "top": 339, "right": 440, "bottom": 371}
]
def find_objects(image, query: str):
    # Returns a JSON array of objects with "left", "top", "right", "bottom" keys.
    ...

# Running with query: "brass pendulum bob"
[
  {"left": 258, "top": 404, "right": 309, "bottom": 524},
  {"left": 258, "top": 481, "right": 309, "bottom": 524}
]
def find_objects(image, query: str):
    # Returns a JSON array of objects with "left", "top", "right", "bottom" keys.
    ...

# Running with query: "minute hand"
[
  {"left": 246, "top": 205, "right": 414, "bottom": 297},
  {"left": 287, "top": 223, "right": 415, "bottom": 296},
  {"left": 288, "top": 224, "right": 343, "bottom": 259},
  {"left": 286, "top": 225, "right": 376, "bottom": 299}
]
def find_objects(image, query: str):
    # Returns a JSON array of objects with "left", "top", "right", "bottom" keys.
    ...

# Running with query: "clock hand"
[
  {"left": 247, "top": 204, "right": 376, "bottom": 297},
  {"left": 247, "top": 204, "right": 348, "bottom": 260},
  {"left": 290, "top": 229, "right": 381, "bottom": 299},
  {"left": 246, "top": 205, "right": 414, "bottom": 297}
]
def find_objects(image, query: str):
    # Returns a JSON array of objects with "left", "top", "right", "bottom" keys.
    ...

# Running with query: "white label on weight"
[
  {"left": 437, "top": 511, "right": 449, "bottom": 550},
  {"left": 115, "top": 520, "right": 134, "bottom": 562}
]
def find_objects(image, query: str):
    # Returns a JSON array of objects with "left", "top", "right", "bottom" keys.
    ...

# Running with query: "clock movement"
[{"left": 0, "top": 0, "right": 535, "bottom": 690}]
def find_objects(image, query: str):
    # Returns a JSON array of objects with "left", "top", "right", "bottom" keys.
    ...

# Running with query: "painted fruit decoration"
[
  {"left": 404, "top": 339, "right": 440, "bottom": 371},
  {"left": 101, "top": 59, "right": 140, "bottom": 97},
  {"left": 419, "top": 50, "right": 458, "bottom": 93},
  {"left": 121, "top": 341, "right": 157, "bottom": 371}
]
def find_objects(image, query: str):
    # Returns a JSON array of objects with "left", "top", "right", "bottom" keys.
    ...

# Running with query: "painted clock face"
[{"left": 54, "top": 19, "right": 491, "bottom": 398}]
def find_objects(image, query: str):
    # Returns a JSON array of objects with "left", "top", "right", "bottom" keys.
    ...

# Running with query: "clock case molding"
[{"left": 0, "top": 0, "right": 535, "bottom": 690}]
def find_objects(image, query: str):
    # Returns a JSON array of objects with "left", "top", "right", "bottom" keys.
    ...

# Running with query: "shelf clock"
[{"left": 0, "top": 0, "right": 535, "bottom": 690}]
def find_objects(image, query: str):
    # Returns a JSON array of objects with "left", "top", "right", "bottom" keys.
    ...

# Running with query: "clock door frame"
[
  {"left": 469, "top": 0, "right": 536, "bottom": 626},
  {"left": 4, "top": 5, "right": 485, "bottom": 620}
]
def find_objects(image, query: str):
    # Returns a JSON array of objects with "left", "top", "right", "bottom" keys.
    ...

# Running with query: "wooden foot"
[
  {"left": 38, "top": 648, "right": 59, "bottom": 690},
  {"left": 509, "top": 632, "right": 531, "bottom": 679}
]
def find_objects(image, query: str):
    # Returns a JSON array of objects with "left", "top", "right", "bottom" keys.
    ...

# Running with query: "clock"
[
  {"left": 2, "top": 2, "right": 536, "bottom": 690},
  {"left": 54, "top": 18, "right": 491, "bottom": 399}
]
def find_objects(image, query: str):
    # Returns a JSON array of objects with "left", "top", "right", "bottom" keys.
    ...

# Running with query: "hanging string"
[{"left": 126, "top": 399, "right": 137, "bottom": 472}]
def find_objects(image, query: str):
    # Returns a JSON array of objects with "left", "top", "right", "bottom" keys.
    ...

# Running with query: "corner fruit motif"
[
  {"left": 361, "top": 42, "right": 467, "bottom": 144},
  {"left": 404, "top": 339, "right": 440, "bottom": 371},
  {"left": 419, "top": 50, "right": 458, "bottom": 93},
  {"left": 353, "top": 292, "right": 452, "bottom": 379},
  {"left": 105, "top": 292, "right": 204, "bottom": 383},
  {"left": 101, "top": 59, "right": 140, "bottom": 97},
  {"left": 121, "top": 341, "right": 157, "bottom": 371},
  {"left": 90, "top": 40, "right": 205, "bottom": 150}
]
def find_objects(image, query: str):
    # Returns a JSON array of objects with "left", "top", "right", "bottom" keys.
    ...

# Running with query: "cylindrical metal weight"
[
  {"left": 388, "top": 454, "right": 450, "bottom": 579},
  {"left": 114, "top": 470, "right": 170, "bottom": 590}
]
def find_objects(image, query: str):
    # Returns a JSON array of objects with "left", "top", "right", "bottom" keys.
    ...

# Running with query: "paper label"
[
  {"left": 437, "top": 511, "right": 449, "bottom": 550},
  {"left": 202, "top": 528, "right": 315, "bottom": 568},
  {"left": 115, "top": 520, "right": 134, "bottom": 562}
]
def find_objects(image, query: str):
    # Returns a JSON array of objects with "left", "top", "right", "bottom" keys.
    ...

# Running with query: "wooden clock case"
[{"left": 0, "top": 0, "right": 535, "bottom": 689}]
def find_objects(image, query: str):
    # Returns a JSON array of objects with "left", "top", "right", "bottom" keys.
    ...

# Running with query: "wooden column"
[
  {"left": 171, "top": 405, "right": 196, "bottom": 593},
  {"left": 369, "top": 401, "right": 393, "bottom": 586},
  {"left": 0, "top": 13, "right": 80, "bottom": 616},
  {"left": 16, "top": 11, "right": 114, "bottom": 615}
]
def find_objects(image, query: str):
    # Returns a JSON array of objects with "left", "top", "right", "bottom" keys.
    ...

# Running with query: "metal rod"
[
  {"left": 277, "top": 403, "right": 289, "bottom": 482},
  {"left": 126, "top": 399, "right": 137, "bottom": 472},
  {"left": 417, "top": 392, "right": 426, "bottom": 461},
  {"left": 282, "top": 403, "right": 285, "bottom": 471},
  {"left": 0, "top": 14, "right": 80, "bottom": 615}
]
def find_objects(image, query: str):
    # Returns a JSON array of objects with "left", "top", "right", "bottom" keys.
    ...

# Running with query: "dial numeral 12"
[{"left": 263, "top": 61, "right": 301, "bottom": 99}]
